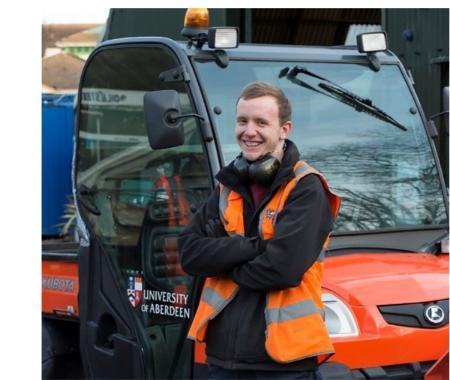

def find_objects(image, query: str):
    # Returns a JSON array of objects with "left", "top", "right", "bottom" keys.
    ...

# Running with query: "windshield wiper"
[
  {"left": 318, "top": 82, "right": 407, "bottom": 131},
  {"left": 280, "top": 65, "right": 408, "bottom": 132}
]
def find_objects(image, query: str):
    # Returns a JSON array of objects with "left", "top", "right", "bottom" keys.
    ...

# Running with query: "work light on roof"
[
  {"left": 357, "top": 32, "right": 388, "bottom": 53},
  {"left": 181, "top": 8, "right": 239, "bottom": 51},
  {"left": 208, "top": 28, "right": 239, "bottom": 49}
]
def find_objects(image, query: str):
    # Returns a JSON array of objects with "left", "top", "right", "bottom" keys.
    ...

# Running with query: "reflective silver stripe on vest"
[
  {"left": 201, "top": 287, "right": 226, "bottom": 308},
  {"left": 317, "top": 250, "right": 325, "bottom": 263},
  {"left": 258, "top": 213, "right": 263, "bottom": 238},
  {"left": 265, "top": 299, "right": 320, "bottom": 325},
  {"left": 219, "top": 186, "right": 230, "bottom": 226},
  {"left": 294, "top": 162, "right": 311, "bottom": 178}
]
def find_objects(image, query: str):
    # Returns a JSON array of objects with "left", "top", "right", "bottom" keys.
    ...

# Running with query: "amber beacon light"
[{"left": 182, "top": 8, "right": 209, "bottom": 38}]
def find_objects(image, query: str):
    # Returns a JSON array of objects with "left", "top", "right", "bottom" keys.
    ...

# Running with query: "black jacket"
[{"left": 178, "top": 140, "right": 334, "bottom": 371}]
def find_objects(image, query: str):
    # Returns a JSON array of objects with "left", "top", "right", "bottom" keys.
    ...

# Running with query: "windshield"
[{"left": 194, "top": 59, "right": 447, "bottom": 232}]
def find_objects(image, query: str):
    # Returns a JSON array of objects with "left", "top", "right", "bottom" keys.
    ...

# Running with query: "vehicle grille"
[
  {"left": 352, "top": 361, "right": 435, "bottom": 379},
  {"left": 379, "top": 299, "right": 448, "bottom": 328}
]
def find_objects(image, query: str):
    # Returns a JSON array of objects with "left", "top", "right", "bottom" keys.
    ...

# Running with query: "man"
[{"left": 178, "top": 82, "right": 340, "bottom": 379}]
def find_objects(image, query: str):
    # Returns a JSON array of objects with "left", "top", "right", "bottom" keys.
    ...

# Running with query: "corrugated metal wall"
[
  {"left": 383, "top": 9, "right": 449, "bottom": 183},
  {"left": 104, "top": 8, "right": 381, "bottom": 46},
  {"left": 251, "top": 9, "right": 380, "bottom": 45}
]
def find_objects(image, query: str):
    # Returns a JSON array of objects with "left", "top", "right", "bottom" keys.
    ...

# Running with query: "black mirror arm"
[
  {"left": 165, "top": 110, "right": 214, "bottom": 142},
  {"left": 166, "top": 112, "right": 205, "bottom": 124}
]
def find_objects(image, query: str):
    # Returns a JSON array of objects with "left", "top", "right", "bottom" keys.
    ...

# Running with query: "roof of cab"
[{"left": 99, "top": 36, "right": 400, "bottom": 64}]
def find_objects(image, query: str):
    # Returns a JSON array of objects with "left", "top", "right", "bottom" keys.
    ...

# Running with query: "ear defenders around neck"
[{"left": 233, "top": 153, "right": 280, "bottom": 186}]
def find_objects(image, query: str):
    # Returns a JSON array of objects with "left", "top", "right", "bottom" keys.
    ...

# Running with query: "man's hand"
[{"left": 204, "top": 218, "right": 228, "bottom": 238}]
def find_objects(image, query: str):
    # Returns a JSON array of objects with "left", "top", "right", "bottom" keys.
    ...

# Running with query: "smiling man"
[{"left": 179, "top": 82, "right": 341, "bottom": 380}]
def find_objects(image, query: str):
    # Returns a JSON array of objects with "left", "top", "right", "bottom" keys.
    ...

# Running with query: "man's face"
[{"left": 235, "top": 95, "right": 292, "bottom": 162}]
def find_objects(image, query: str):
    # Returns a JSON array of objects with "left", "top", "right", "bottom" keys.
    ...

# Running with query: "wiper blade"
[
  {"left": 318, "top": 82, "right": 408, "bottom": 131},
  {"left": 280, "top": 65, "right": 408, "bottom": 132}
]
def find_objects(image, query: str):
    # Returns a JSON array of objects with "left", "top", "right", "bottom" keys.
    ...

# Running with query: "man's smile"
[{"left": 242, "top": 140, "right": 264, "bottom": 147}]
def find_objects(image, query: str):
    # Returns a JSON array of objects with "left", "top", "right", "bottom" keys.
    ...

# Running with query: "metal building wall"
[
  {"left": 250, "top": 9, "right": 380, "bottom": 45},
  {"left": 382, "top": 9, "right": 449, "bottom": 183},
  {"left": 103, "top": 8, "right": 381, "bottom": 46}
]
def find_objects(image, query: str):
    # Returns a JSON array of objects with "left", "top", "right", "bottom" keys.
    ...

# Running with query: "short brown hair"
[{"left": 237, "top": 82, "right": 292, "bottom": 125}]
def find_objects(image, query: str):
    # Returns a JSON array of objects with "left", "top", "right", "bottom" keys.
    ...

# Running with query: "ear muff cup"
[
  {"left": 233, "top": 154, "right": 250, "bottom": 183},
  {"left": 233, "top": 154, "right": 280, "bottom": 186},
  {"left": 248, "top": 155, "right": 280, "bottom": 186}
]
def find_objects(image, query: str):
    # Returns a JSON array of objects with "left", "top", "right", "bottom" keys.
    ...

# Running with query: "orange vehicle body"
[
  {"left": 42, "top": 260, "right": 79, "bottom": 318},
  {"left": 323, "top": 253, "right": 449, "bottom": 369}
]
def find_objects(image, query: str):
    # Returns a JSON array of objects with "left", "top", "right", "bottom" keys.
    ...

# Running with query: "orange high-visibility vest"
[{"left": 187, "top": 160, "right": 341, "bottom": 363}]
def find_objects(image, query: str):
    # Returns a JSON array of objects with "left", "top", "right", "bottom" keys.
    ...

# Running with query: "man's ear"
[{"left": 280, "top": 121, "right": 292, "bottom": 140}]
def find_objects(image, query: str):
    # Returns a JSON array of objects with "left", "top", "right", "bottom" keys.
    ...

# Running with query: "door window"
[{"left": 77, "top": 45, "right": 210, "bottom": 378}]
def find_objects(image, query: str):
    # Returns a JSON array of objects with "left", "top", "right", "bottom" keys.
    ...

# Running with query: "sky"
[{"left": 42, "top": 8, "right": 111, "bottom": 24}]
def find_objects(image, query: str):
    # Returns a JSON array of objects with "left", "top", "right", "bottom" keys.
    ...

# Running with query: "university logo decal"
[{"left": 127, "top": 276, "right": 143, "bottom": 308}]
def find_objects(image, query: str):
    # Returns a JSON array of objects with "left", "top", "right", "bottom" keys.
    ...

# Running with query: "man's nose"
[{"left": 243, "top": 121, "right": 257, "bottom": 136}]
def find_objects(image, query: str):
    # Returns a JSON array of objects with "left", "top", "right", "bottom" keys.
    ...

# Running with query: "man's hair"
[{"left": 237, "top": 82, "right": 292, "bottom": 125}]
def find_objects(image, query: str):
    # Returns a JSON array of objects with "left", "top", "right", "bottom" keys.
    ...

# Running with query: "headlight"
[{"left": 322, "top": 293, "right": 359, "bottom": 338}]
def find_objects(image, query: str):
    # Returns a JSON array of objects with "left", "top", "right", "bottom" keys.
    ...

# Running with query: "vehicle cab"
[{"left": 73, "top": 8, "right": 448, "bottom": 379}]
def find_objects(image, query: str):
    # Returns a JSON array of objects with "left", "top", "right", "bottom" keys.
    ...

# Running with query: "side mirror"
[{"left": 143, "top": 90, "right": 185, "bottom": 149}]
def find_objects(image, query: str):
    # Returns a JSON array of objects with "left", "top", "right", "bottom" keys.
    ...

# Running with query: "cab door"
[{"left": 75, "top": 43, "right": 212, "bottom": 379}]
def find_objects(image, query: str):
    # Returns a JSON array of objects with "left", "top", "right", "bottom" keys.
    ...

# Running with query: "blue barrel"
[{"left": 42, "top": 94, "right": 76, "bottom": 236}]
